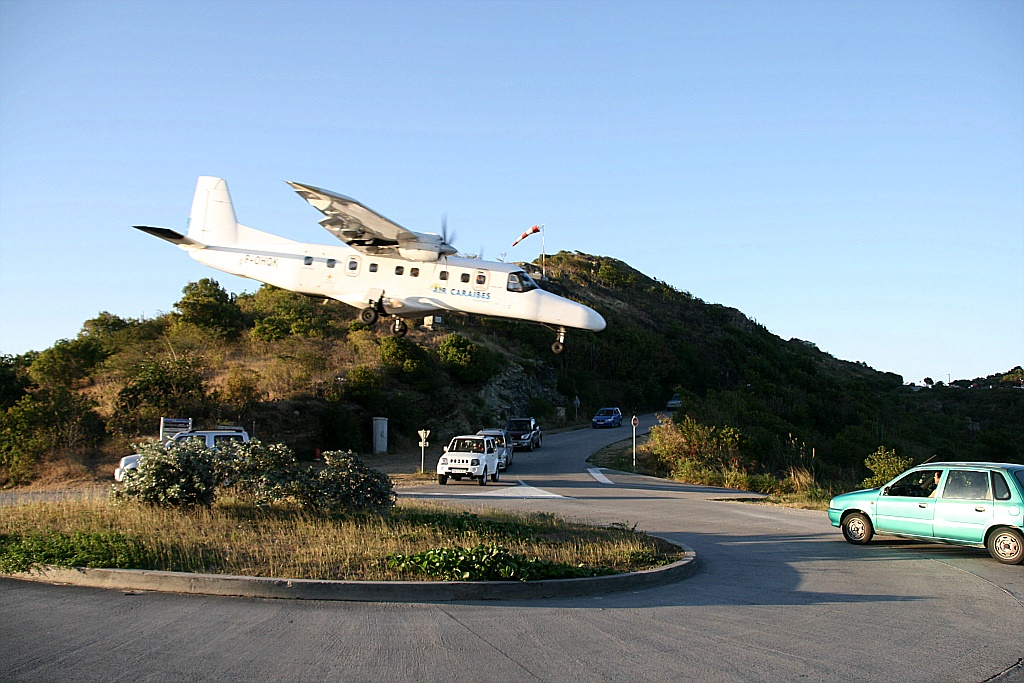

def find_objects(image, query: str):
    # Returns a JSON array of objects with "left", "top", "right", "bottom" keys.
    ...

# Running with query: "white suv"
[
  {"left": 437, "top": 435, "right": 499, "bottom": 486},
  {"left": 114, "top": 428, "right": 250, "bottom": 481}
]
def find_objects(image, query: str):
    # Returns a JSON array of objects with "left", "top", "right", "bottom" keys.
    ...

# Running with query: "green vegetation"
[
  {"left": 114, "top": 440, "right": 396, "bottom": 513},
  {"left": 0, "top": 498, "right": 677, "bottom": 580},
  {"left": 385, "top": 543, "right": 618, "bottom": 581},
  {"left": 1, "top": 251, "right": 1021, "bottom": 492}
]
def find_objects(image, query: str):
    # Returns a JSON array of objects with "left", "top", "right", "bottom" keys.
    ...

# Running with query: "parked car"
[
  {"left": 505, "top": 417, "right": 542, "bottom": 451},
  {"left": 437, "top": 435, "right": 499, "bottom": 485},
  {"left": 666, "top": 394, "right": 682, "bottom": 410},
  {"left": 114, "top": 427, "right": 250, "bottom": 481},
  {"left": 828, "top": 462, "right": 1024, "bottom": 564},
  {"left": 591, "top": 407, "right": 623, "bottom": 428},
  {"left": 476, "top": 428, "right": 513, "bottom": 470}
]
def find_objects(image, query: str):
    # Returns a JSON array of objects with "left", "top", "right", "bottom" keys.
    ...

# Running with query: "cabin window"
[
  {"left": 476, "top": 273, "right": 487, "bottom": 285},
  {"left": 439, "top": 271, "right": 448, "bottom": 281},
  {"left": 395, "top": 266, "right": 404, "bottom": 275},
  {"left": 461, "top": 273, "right": 470, "bottom": 283},
  {"left": 514, "top": 271, "right": 539, "bottom": 293},
  {"left": 327, "top": 259, "right": 336, "bottom": 268},
  {"left": 369, "top": 263, "right": 378, "bottom": 273},
  {"left": 410, "top": 268, "right": 419, "bottom": 277},
  {"left": 348, "top": 259, "right": 358, "bottom": 271},
  {"left": 303, "top": 256, "right": 313, "bottom": 266}
]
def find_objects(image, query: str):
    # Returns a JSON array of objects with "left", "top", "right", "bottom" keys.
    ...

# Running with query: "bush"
[
  {"left": 385, "top": 543, "right": 617, "bottom": 581},
  {"left": 174, "top": 278, "right": 245, "bottom": 339},
  {"left": 109, "top": 356, "right": 208, "bottom": 435},
  {"left": 296, "top": 451, "right": 395, "bottom": 513},
  {"left": 437, "top": 333, "right": 501, "bottom": 384},
  {"left": 645, "top": 413, "right": 744, "bottom": 473},
  {"left": 0, "top": 386, "right": 103, "bottom": 484},
  {"left": 861, "top": 446, "right": 913, "bottom": 489},
  {"left": 220, "top": 440, "right": 300, "bottom": 505},
  {"left": 112, "top": 439, "right": 219, "bottom": 507}
]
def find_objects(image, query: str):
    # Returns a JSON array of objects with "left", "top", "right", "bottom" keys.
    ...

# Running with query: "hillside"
[{"left": 1, "top": 251, "right": 1021, "bottom": 487}]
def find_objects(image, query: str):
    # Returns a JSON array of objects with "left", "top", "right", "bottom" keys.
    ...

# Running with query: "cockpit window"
[{"left": 508, "top": 271, "right": 538, "bottom": 293}]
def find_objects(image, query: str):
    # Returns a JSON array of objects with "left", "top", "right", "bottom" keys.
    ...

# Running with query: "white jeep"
[{"left": 437, "top": 435, "right": 499, "bottom": 486}]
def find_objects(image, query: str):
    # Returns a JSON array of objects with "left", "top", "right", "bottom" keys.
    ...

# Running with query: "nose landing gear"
[{"left": 550, "top": 326, "right": 566, "bottom": 354}]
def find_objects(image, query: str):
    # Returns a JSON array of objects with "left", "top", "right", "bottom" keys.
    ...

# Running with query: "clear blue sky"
[{"left": 1, "top": 0, "right": 1021, "bottom": 384}]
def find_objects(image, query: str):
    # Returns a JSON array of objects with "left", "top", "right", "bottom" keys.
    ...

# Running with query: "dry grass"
[{"left": 0, "top": 497, "right": 681, "bottom": 580}]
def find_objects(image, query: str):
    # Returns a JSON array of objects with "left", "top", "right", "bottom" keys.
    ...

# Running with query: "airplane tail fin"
[{"left": 187, "top": 176, "right": 238, "bottom": 245}]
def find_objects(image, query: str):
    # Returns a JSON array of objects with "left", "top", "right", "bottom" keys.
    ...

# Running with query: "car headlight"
[{"left": 471, "top": 458, "right": 480, "bottom": 466}]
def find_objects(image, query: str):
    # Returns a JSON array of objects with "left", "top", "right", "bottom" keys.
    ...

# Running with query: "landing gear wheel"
[
  {"left": 478, "top": 468, "right": 487, "bottom": 486},
  {"left": 391, "top": 318, "right": 408, "bottom": 337},
  {"left": 841, "top": 512, "right": 874, "bottom": 545},
  {"left": 491, "top": 468, "right": 499, "bottom": 482},
  {"left": 551, "top": 341, "right": 564, "bottom": 354},
  {"left": 359, "top": 307, "right": 378, "bottom": 325},
  {"left": 987, "top": 527, "right": 1024, "bottom": 564},
  {"left": 437, "top": 474, "right": 448, "bottom": 485}
]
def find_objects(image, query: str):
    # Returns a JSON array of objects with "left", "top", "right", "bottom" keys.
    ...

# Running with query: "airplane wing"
[{"left": 287, "top": 181, "right": 419, "bottom": 251}]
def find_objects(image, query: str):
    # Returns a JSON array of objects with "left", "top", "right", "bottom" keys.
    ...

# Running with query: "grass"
[
  {"left": 587, "top": 436, "right": 834, "bottom": 511},
  {"left": 0, "top": 496, "right": 682, "bottom": 581}
]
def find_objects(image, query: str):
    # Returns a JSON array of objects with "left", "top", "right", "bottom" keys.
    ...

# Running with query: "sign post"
[
  {"left": 631, "top": 415, "right": 639, "bottom": 469},
  {"left": 418, "top": 429, "right": 431, "bottom": 473}
]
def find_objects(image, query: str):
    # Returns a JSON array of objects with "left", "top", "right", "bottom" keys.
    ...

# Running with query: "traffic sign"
[{"left": 631, "top": 415, "right": 639, "bottom": 427}]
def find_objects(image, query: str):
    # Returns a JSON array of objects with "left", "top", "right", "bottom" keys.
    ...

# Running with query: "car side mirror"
[{"left": 443, "top": 446, "right": 448, "bottom": 453}]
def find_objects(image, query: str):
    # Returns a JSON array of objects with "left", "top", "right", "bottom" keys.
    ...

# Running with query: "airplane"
[{"left": 135, "top": 176, "right": 606, "bottom": 353}]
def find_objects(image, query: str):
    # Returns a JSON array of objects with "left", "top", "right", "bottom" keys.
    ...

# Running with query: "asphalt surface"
[{"left": 2, "top": 414, "right": 1022, "bottom": 682}]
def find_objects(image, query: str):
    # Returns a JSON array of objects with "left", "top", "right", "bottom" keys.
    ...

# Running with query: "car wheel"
[
  {"left": 841, "top": 512, "right": 874, "bottom": 544},
  {"left": 437, "top": 474, "right": 447, "bottom": 485},
  {"left": 526, "top": 441, "right": 533, "bottom": 452},
  {"left": 491, "top": 468, "right": 499, "bottom": 482},
  {"left": 987, "top": 527, "right": 1024, "bottom": 564},
  {"left": 478, "top": 468, "right": 487, "bottom": 486}
]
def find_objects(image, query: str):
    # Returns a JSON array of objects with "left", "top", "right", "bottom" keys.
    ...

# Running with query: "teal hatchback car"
[{"left": 828, "top": 462, "right": 1024, "bottom": 564}]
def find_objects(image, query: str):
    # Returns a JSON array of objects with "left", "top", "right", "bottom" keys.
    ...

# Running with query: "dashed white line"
[{"left": 399, "top": 481, "right": 565, "bottom": 499}]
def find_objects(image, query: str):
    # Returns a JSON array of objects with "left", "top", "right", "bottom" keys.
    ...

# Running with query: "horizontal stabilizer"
[{"left": 134, "top": 225, "right": 205, "bottom": 248}]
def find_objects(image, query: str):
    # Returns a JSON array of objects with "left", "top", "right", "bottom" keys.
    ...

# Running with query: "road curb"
[{"left": 4, "top": 542, "right": 696, "bottom": 602}]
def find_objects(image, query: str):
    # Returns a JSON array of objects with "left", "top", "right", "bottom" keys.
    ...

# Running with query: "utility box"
[{"left": 372, "top": 417, "right": 388, "bottom": 454}]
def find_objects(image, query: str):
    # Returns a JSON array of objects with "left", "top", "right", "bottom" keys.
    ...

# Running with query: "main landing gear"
[{"left": 357, "top": 303, "right": 408, "bottom": 338}]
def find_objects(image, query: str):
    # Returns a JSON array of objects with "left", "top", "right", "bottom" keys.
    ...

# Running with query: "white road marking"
[
  {"left": 399, "top": 481, "right": 565, "bottom": 499},
  {"left": 587, "top": 468, "right": 615, "bottom": 485}
]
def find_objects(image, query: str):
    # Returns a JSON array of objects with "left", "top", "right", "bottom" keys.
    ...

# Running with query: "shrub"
[
  {"left": 220, "top": 440, "right": 300, "bottom": 505},
  {"left": 437, "top": 334, "right": 501, "bottom": 384},
  {"left": 112, "top": 439, "right": 219, "bottom": 507},
  {"left": 0, "top": 386, "right": 103, "bottom": 484},
  {"left": 296, "top": 450, "right": 395, "bottom": 513},
  {"left": 645, "top": 413, "right": 744, "bottom": 473},
  {"left": 27, "top": 337, "right": 109, "bottom": 388},
  {"left": 861, "top": 446, "right": 913, "bottom": 489},
  {"left": 109, "top": 356, "right": 208, "bottom": 435},
  {"left": 385, "top": 543, "right": 617, "bottom": 581},
  {"left": 174, "top": 278, "right": 245, "bottom": 339}
]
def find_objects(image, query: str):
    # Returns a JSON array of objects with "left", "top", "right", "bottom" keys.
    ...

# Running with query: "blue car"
[{"left": 592, "top": 407, "right": 623, "bottom": 428}]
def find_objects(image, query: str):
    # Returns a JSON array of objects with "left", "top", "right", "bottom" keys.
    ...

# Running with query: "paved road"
[{"left": 3, "top": 415, "right": 1022, "bottom": 682}]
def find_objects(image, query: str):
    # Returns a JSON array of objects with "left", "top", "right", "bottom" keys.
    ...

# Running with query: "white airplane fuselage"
[{"left": 139, "top": 177, "right": 606, "bottom": 337}]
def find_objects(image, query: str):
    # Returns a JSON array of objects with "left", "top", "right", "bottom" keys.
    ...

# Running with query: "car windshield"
[
  {"left": 506, "top": 420, "right": 531, "bottom": 431},
  {"left": 596, "top": 409, "right": 614, "bottom": 416},
  {"left": 449, "top": 438, "right": 485, "bottom": 453}
]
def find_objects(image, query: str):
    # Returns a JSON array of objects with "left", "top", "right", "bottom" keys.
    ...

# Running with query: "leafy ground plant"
[
  {"left": 385, "top": 543, "right": 618, "bottom": 581},
  {"left": 0, "top": 531, "right": 150, "bottom": 573}
]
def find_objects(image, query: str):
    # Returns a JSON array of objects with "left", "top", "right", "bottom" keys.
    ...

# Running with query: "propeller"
[{"left": 441, "top": 213, "right": 456, "bottom": 249}]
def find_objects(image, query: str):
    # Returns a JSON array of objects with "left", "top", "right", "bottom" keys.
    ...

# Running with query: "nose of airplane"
[{"left": 538, "top": 291, "right": 606, "bottom": 331}]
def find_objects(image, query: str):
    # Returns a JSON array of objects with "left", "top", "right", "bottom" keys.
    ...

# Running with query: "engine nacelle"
[{"left": 397, "top": 246, "right": 443, "bottom": 262}]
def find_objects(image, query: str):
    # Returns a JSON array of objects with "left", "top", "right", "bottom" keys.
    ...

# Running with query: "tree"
[
  {"left": 174, "top": 279, "right": 244, "bottom": 339},
  {"left": 27, "top": 337, "right": 108, "bottom": 388},
  {"left": 110, "top": 356, "right": 208, "bottom": 435}
]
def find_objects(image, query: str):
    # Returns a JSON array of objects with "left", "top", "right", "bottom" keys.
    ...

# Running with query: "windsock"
[{"left": 512, "top": 224, "right": 541, "bottom": 247}]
